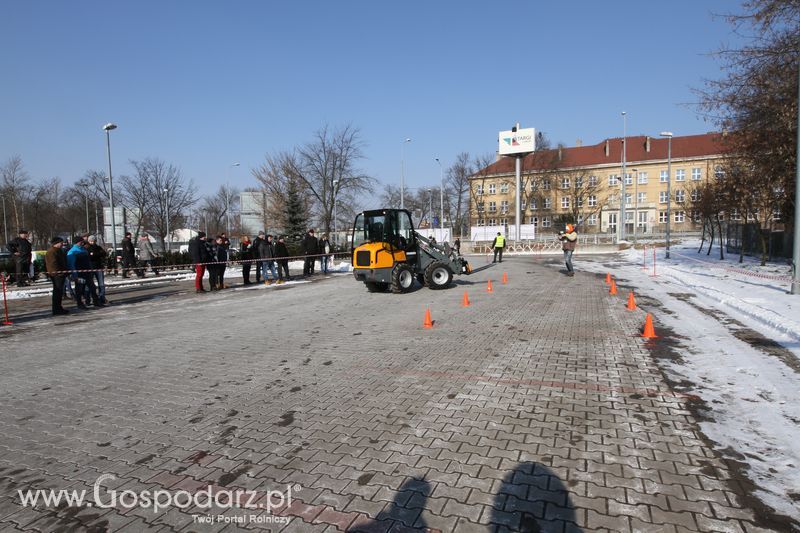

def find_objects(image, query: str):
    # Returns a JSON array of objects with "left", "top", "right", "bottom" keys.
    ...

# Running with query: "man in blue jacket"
[{"left": 67, "top": 237, "right": 102, "bottom": 309}]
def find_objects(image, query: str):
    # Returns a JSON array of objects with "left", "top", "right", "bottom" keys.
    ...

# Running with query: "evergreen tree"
[{"left": 284, "top": 178, "right": 309, "bottom": 238}]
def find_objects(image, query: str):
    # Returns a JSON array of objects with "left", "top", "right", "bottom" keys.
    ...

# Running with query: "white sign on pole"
[{"left": 498, "top": 128, "right": 536, "bottom": 155}]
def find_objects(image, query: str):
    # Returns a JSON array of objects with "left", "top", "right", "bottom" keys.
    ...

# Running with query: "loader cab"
[{"left": 352, "top": 209, "right": 416, "bottom": 253}]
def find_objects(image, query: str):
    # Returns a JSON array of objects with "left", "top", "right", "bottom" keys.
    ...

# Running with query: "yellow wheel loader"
[{"left": 351, "top": 208, "right": 471, "bottom": 293}]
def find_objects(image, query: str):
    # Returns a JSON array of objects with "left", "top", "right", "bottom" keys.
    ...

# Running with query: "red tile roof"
[{"left": 479, "top": 133, "right": 729, "bottom": 175}]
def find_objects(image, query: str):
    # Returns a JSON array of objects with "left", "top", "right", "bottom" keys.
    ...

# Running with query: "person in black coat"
[
  {"left": 121, "top": 232, "right": 136, "bottom": 278},
  {"left": 7, "top": 229, "right": 33, "bottom": 286},
  {"left": 86, "top": 235, "right": 108, "bottom": 304},
  {"left": 275, "top": 236, "right": 291, "bottom": 281},
  {"left": 188, "top": 232, "right": 211, "bottom": 293},
  {"left": 302, "top": 229, "right": 319, "bottom": 276},
  {"left": 240, "top": 236, "right": 253, "bottom": 285},
  {"left": 251, "top": 231, "right": 266, "bottom": 283}
]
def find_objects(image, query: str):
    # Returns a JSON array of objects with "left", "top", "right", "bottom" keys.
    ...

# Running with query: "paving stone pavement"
[{"left": 0, "top": 257, "right": 782, "bottom": 532}]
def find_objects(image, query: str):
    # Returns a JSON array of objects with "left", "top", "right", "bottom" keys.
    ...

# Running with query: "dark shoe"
[
  {"left": 53, "top": 309, "right": 69, "bottom": 316},
  {"left": 567, "top": 271, "right": 575, "bottom": 277},
  {"left": 94, "top": 302, "right": 106, "bottom": 307},
  {"left": 77, "top": 303, "right": 88, "bottom": 310},
  {"left": 101, "top": 298, "right": 108, "bottom": 304},
  {"left": 196, "top": 288, "right": 206, "bottom": 293}
]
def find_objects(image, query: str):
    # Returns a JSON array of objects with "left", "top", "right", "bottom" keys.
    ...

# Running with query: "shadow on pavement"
[{"left": 491, "top": 462, "right": 581, "bottom": 533}]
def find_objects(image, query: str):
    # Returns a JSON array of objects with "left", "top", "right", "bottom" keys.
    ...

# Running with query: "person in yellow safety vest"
[
  {"left": 491, "top": 232, "right": 506, "bottom": 263},
  {"left": 558, "top": 224, "right": 578, "bottom": 276}
]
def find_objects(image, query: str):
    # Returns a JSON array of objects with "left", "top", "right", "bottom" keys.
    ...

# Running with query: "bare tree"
[
  {"left": 1, "top": 155, "right": 30, "bottom": 230},
  {"left": 445, "top": 153, "right": 473, "bottom": 238}
]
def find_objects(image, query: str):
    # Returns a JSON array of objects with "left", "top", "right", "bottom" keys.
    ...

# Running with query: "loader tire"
[
  {"left": 391, "top": 263, "right": 415, "bottom": 293},
  {"left": 365, "top": 282, "right": 389, "bottom": 292},
  {"left": 424, "top": 262, "right": 453, "bottom": 290}
]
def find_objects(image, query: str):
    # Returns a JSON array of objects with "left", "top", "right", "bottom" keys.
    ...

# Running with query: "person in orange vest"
[
  {"left": 491, "top": 232, "right": 506, "bottom": 263},
  {"left": 558, "top": 224, "right": 578, "bottom": 276}
]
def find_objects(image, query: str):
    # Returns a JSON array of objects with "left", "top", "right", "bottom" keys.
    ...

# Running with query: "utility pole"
[{"left": 792, "top": 62, "right": 800, "bottom": 294}]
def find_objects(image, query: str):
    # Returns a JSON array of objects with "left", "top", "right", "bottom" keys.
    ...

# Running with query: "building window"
[
  {"left": 714, "top": 165, "right": 725, "bottom": 180},
  {"left": 476, "top": 218, "right": 484, "bottom": 226},
  {"left": 625, "top": 193, "right": 632, "bottom": 205},
  {"left": 476, "top": 202, "right": 485, "bottom": 213},
  {"left": 530, "top": 198, "right": 537, "bottom": 210},
  {"left": 624, "top": 173, "right": 633, "bottom": 186},
  {"left": 659, "top": 191, "right": 669, "bottom": 204},
  {"left": 488, "top": 218, "right": 496, "bottom": 226},
  {"left": 521, "top": 200, "right": 526, "bottom": 211},
  {"left": 530, "top": 181, "right": 538, "bottom": 192},
  {"left": 692, "top": 210, "right": 701, "bottom": 222},
  {"left": 607, "top": 194, "right": 616, "bottom": 204},
  {"left": 531, "top": 217, "right": 538, "bottom": 227},
  {"left": 488, "top": 201, "right": 496, "bottom": 213},
  {"left": 560, "top": 177, "right": 570, "bottom": 189},
  {"left": 773, "top": 209, "right": 782, "bottom": 222},
  {"left": 637, "top": 192, "right": 646, "bottom": 203},
  {"left": 675, "top": 190, "right": 685, "bottom": 203},
  {"left": 589, "top": 175, "right": 598, "bottom": 187},
  {"left": 576, "top": 197, "right": 584, "bottom": 208},
  {"left": 691, "top": 189, "right": 699, "bottom": 202},
  {"left": 660, "top": 170, "right": 669, "bottom": 183},
  {"left": 637, "top": 172, "right": 648, "bottom": 184},
  {"left": 692, "top": 168, "right": 701, "bottom": 181},
  {"left": 542, "top": 217, "right": 551, "bottom": 228},
  {"left": 500, "top": 183, "right": 509, "bottom": 194},
  {"left": 588, "top": 195, "right": 597, "bottom": 207},
  {"left": 500, "top": 200, "right": 509, "bottom": 213},
  {"left": 575, "top": 176, "right": 583, "bottom": 188},
  {"left": 543, "top": 198, "right": 551, "bottom": 209},
  {"left": 608, "top": 174, "right": 619, "bottom": 186},
  {"left": 476, "top": 184, "right": 484, "bottom": 195},
  {"left": 588, "top": 214, "right": 598, "bottom": 226},
  {"left": 543, "top": 179, "right": 551, "bottom": 190},
  {"left": 500, "top": 217, "right": 508, "bottom": 226},
  {"left": 488, "top": 184, "right": 496, "bottom": 194},
  {"left": 561, "top": 197, "right": 570, "bottom": 209},
  {"left": 676, "top": 169, "right": 685, "bottom": 181},
  {"left": 731, "top": 209, "right": 742, "bottom": 221},
  {"left": 675, "top": 211, "right": 685, "bottom": 223},
  {"left": 659, "top": 211, "right": 667, "bottom": 223}
]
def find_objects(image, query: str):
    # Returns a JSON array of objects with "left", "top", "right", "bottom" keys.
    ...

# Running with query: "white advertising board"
[{"left": 498, "top": 128, "right": 536, "bottom": 155}]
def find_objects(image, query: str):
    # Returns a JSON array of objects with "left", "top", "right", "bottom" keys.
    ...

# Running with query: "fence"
[{"left": 726, "top": 223, "right": 793, "bottom": 260}]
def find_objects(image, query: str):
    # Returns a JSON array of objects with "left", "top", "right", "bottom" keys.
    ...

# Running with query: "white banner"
[{"left": 498, "top": 128, "right": 536, "bottom": 155}]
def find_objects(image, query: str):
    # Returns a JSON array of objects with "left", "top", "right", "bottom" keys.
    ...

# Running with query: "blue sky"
[{"left": 1, "top": 1, "right": 743, "bottom": 197}]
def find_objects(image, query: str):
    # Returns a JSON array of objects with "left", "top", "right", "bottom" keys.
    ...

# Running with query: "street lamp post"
[
  {"left": 163, "top": 188, "right": 170, "bottom": 253},
  {"left": 400, "top": 139, "right": 411, "bottom": 210},
  {"left": 631, "top": 168, "right": 638, "bottom": 244},
  {"left": 660, "top": 132, "right": 674, "bottom": 259},
  {"left": 1, "top": 194, "right": 7, "bottom": 244},
  {"left": 332, "top": 179, "right": 339, "bottom": 243},
  {"left": 226, "top": 163, "right": 240, "bottom": 237},
  {"left": 102, "top": 123, "right": 118, "bottom": 270},
  {"left": 620, "top": 112, "right": 627, "bottom": 242},
  {"left": 435, "top": 158, "right": 444, "bottom": 240},
  {"left": 428, "top": 189, "right": 433, "bottom": 231}
]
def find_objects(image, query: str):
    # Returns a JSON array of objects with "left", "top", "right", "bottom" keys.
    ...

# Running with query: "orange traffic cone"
[
  {"left": 609, "top": 279, "right": 618, "bottom": 295},
  {"left": 626, "top": 291, "right": 637, "bottom": 311},
  {"left": 423, "top": 308, "right": 433, "bottom": 329},
  {"left": 462, "top": 291, "right": 471, "bottom": 307},
  {"left": 502, "top": 272, "right": 508, "bottom": 284},
  {"left": 605, "top": 272, "right": 612, "bottom": 285},
  {"left": 486, "top": 280, "right": 493, "bottom": 293},
  {"left": 641, "top": 313, "right": 657, "bottom": 338}
]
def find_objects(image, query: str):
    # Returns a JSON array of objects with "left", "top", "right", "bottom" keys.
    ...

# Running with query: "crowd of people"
[{"left": 187, "top": 229, "right": 335, "bottom": 294}]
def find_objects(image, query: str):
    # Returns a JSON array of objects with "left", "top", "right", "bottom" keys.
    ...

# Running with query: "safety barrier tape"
[{"left": 31, "top": 251, "right": 352, "bottom": 277}]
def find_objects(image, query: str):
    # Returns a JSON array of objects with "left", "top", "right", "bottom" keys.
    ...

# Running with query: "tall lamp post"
[
  {"left": 332, "top": 179, "right": 339, "bottom": 244},
  {"left": 163, "top": 188, "right": 170, "bottom": 253},
  {"left": 435, "top": 158, "right": 444, "bottom": 240},
  {"left": 619, "top": 112, "right": 627, "bottom": 242},
  {"left": 226, "top": 162, "right": 240, "bottom": 237},
  {"left": 400, "top": 138, "right": 411, "bottom": 209},
  {"left": 660, "top": 132, "right": 673, "bottom": 259},
  {"left": 428, "top": 189, "right": 433, "bottom": 231},
  {"left": 631, "top": 168, "right": 638, "bottom": 244},
  {"left": 102, "top": 123, "right": 118, "bottom": 270},
  {"left": 2, "top": 194, "right": 9, "bottom": 244}
]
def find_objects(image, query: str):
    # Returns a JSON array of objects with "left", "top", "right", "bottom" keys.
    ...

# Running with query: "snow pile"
[{"left": 578, "top": 239, "right": 800, "bottom": 523}]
